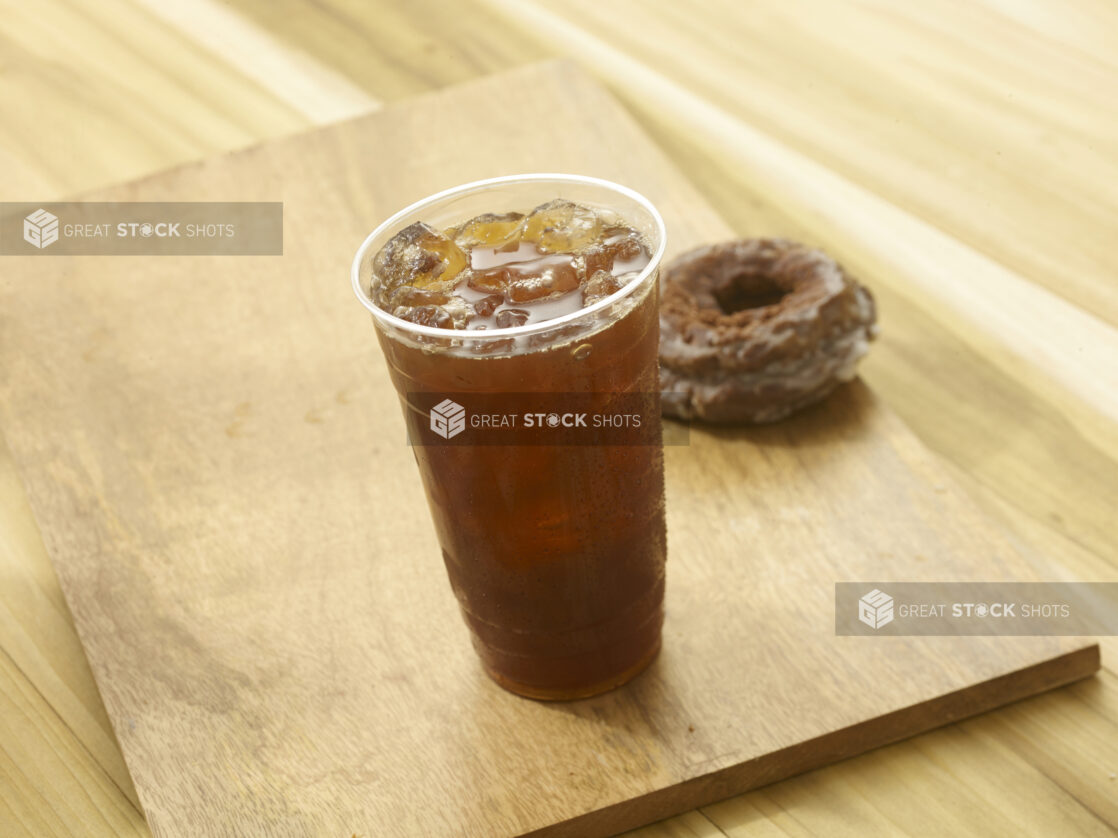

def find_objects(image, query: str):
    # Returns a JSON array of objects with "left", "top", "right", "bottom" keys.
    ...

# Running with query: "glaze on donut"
[{"left": 659, "top": 239, "right": 878, "bottom": 424}]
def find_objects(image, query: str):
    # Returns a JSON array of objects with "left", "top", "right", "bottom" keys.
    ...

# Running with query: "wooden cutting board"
[{"left": 0, "top": 60, "right": 1098, "bottom": 838}]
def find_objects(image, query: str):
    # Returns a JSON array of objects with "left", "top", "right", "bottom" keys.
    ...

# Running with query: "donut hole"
[{"left": 713, "top": 272, "right": 789, "bottom": 314}]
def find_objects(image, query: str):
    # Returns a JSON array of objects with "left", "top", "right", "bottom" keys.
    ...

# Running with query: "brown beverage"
[{"left": 354, "top": 177, "right": 666, "bottom": 700}]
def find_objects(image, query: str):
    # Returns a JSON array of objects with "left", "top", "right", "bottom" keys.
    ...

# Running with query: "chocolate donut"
[{"left": 659, "top": 239, "right": 878, "bottom": 424}]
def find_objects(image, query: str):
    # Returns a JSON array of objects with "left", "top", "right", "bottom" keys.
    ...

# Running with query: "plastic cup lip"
[{"left": 350, "top": 173, "right": 667, "bottom": 340}]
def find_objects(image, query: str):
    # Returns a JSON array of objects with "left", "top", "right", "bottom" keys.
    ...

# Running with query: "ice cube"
[
  {"left": 372, "top": 222, "right": 468, "bottom": 303},
  {"left": 441, "top": 295, "right": 474, "bottom": 328},
  {"left": 507, "top": 261, "right": 581, "bottom": 303},
  {"left": 449, "top": 212, "right": 524, "bottom": 249},
  {"left": 466, "top": 266, "right": 509, "bottom": 294},
  {"left": 395, "top": 305, "right": 452, "bottom": 329},
  {"left": 582, "top": 269, "right": 624, "bottom": 305},
  {"left": 393, "top": 292, "right": 474, "bottom": 330},
  {"left": 521, "top": 199, "right": 603, "bottom": 253},
  {"left": 495, "top": 309, "right": 530, "bottom": 328},
  {"left": 385, "top": 284, "right": 451, "bottom": 308},
  {"left": 581, "top": 230, "right": 646, "bottom": 277},
  {"left": 473, "top": 294, "right": 505, "bottom": 318}
]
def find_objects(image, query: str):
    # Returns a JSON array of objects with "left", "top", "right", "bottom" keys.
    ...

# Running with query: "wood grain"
[
  {"left": 0, "top": 0, "right": 376, "bottom": 198},
  {"left": 0, "top": 61, "right": 1099, "bottom": 838}
]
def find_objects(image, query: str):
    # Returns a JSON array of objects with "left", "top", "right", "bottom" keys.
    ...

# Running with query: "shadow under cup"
[{"left": 352, "top": 174, "right": 668, "bottom": 700}]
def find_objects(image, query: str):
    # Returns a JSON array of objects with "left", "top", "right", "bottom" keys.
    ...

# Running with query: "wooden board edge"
[{"left": 525, "top": 643, "right": 1101, "bottom": 838}]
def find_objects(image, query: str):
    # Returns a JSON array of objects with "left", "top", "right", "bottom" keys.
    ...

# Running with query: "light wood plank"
[
  {"left": 702, "top": 689, "right": 1118, "bottom": 837},
  {"left": 0, "top": 0, "right": 373, "bottom": 198},
  {"left": 0, "top": 648, "right": 148, "bottom": 838},
  {"left": 132, "top": 0, "right": 378, "bottom": 124}
]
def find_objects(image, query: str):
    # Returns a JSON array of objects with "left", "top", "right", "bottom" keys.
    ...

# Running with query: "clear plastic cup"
[{"left": 352, "top": 174, "right": 667, "bottom": 699}]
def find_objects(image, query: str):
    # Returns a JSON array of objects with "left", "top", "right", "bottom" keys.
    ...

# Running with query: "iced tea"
[{"left": 353, "top": 176, "right": 666, "bottom": 700}]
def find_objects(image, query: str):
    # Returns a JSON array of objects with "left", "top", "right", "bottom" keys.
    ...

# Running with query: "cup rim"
[{"left": 350, "top": 173, "right": 667, "bottom": 339}]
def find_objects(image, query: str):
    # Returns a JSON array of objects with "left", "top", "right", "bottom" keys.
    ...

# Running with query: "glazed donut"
[{"left": 658, "top": 238, "right": 878, "bottom": 424}]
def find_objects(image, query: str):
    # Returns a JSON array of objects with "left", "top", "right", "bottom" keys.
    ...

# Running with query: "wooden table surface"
[{"left": 1, "top": 1, "right": 1115, "bottom": 836}]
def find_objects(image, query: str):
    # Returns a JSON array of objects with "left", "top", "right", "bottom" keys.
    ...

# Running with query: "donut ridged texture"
[{"left": 659, "top": 239, "right": 878, "bottom": 424}]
